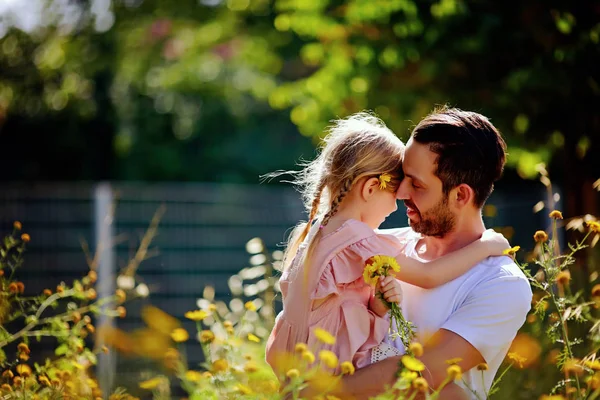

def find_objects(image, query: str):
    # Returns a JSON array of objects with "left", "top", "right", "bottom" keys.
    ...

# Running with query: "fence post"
[{"left": 93, "top": 182, "right": 116, "bottom": 395}]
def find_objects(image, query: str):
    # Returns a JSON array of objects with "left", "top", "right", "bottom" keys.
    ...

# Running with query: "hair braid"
[{"left": 322, "top": 176, "right": 354, "bottom": 227}]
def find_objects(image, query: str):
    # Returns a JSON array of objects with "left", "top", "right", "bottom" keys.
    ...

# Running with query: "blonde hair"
[{"left": 267, "top": 111, "right": 405, "bottom": 271}]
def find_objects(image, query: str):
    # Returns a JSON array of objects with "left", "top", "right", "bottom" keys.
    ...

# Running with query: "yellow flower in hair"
[{"left": 378, "top": 173, "right": 392, "bottom": 190}]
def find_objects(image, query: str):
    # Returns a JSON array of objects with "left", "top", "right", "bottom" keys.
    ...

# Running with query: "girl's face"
[{"left": 363, "top": 179, "right": 399, "bottom": 229}]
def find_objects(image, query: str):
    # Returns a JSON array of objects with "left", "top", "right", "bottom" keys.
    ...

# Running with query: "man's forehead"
[{"left": 403, "top": 140, "right": 437, "bottom": 179}]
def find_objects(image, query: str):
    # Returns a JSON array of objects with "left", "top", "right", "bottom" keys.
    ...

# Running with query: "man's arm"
[{"left": 330, "top": 329, "right": 480, "bottom": 400}]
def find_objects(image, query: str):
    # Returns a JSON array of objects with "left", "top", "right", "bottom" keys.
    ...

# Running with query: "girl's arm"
[{"left": 391, "top": 229, "right": 509, "bottom": 289}]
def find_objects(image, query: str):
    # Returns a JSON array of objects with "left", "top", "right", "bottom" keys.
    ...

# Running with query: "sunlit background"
[{"left": 0, "top": 0, "right": 598, "bottom": 398}]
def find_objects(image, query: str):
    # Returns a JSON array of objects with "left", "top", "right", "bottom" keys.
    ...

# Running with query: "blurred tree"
[
  {"left": 266, "top": 0, "right": 600, "bottom": 219},
  {"left": 0, "top": 0, "right": 597, "bottom": 220}
]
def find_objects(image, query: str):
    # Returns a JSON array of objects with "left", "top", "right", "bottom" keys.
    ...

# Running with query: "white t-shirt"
[{"left": 381, "top": 227, "right": 533, "bottom": 399}]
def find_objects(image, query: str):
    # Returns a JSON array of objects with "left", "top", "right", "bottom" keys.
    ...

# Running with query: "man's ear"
[
  {"left": 361, "top": 177, "right": 380, "bottom": 201},
  {"left": 453, "top": 184, "right": 475, "bottom": 208}
]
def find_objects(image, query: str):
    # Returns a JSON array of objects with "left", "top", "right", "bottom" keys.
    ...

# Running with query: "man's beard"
[{"left": 405, "top": 196, "right": 456, "bottom": 238}]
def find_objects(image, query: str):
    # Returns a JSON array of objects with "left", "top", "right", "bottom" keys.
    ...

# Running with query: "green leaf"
[{"left": 55, "top": 344, "right": 69, "bottom": 356}]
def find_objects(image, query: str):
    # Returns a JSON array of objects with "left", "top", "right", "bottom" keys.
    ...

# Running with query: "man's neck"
[{"left": 416, "top": 216, "right": 486, "bottom": 260}]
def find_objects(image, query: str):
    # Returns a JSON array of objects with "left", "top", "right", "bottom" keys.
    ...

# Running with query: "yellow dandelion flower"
[
  {"left": 563, "top": 358, "right": 584, "bottom": 376},
  {"left": 286, "top": 369, "right": 300, "bottom": 379},
  {"left": 302, "top": 350, "right": 315, "bottom": 364},
  {"left": 587, "top": 221, "right": 600, "bottom": 233},
  {"left": 20, "top": 233, "right": 30, "bottom": 243},
  {"left": 447, "top": 364, "right": 462, "bottom": 380},
  {"left": 477, "top": 363, "right": 489, "bottom": 371},
  {"left": 319, "top": 350, "right": 339, "bottom": 369},
  {"left": 549, "top": 210, "right": 563, "bottom": 219},
  {"left": 340, "top": 361, "right": 355, "bottom": 375},
  {"left": 1, "top": 384, "right": 11, "bottom": 392},
  {"left": 245, "top": 301, "right": 257, "bottom": 311},
  {"left": 409, "top": 342, "right": 424, "bottom": 357},
  {"left": 16, "top": 364, "right": 31, "bottom": 377},
  {"left": 185, "top": 370, "right": 203, "bottom": 382},
  {"left": 184, "top": 310, "right": 209, "bottom": 321},
  {"left": 247, "top": 333, "right": 260, "bottom": 343},
  {"left": 139, "top": 377, "right": 163, "bottom": 390},
  {"left": 585, "top": 360, "right": 600, "bottom": 371},
  {"left": 212, "top": 359, "right": 229, "bottom": 373},
  {"left": 244, "top": 361, "right": 259, "bottom": 373},
  {"left": 503, "top": 246, "right": 521, "bottom": 256},
  {"left": 534, "top": 230, "right": 549, "bottom": 243},
  {"left": 199, "top": 330, "right": 215, "bottom": 344},
  {"left": 314, "top": 327, "right": 336, "bottom": 345},
  {"left": 401, "top": 355, "right": 425, "bottom": 372},
  {"left": 378, "top": 173, "right": 392, "bottom": 190},
  {"left": 413, "top": 377, "right": 429, "bottom": 392},
  {"left": 363, "top": 255, "right": 401, "bottom": 286},
  {"left": 171, "top": 328, "right": 189, "bottom": 343},
  {"left": 556, "top": 270, "right": 571, "bottom": 285},
  {"left": 236, "top": 384, "right": 253, "bottom": 395},
  {"left": 295, "top": 343, "right": 307, "bottom": 353},
  {"left": 507, "top": 352, "right": 527, "bottom": 368},
  {"left": 400, "top": 371, "right": 418, "bottom": 382},
  {"left": 13, "top": 221, "right": 21, "bottom": 230}
]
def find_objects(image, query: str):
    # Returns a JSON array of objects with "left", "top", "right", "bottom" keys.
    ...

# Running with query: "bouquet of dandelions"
[{"left": 363, "top": 255, "right": 416, "bottom": 352}]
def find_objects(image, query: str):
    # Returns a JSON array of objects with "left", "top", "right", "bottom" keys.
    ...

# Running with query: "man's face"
[{"left": 396, "top": 139, "right": 456, "bottom": 237}]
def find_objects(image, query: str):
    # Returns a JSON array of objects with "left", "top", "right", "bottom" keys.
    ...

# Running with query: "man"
[{"left": 336, "top": 107, "right": 533, "bottom": 399}]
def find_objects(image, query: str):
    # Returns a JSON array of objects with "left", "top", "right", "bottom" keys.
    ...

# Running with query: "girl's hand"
[
  {"left": 378, "top": 276, "right": 403, "bottom": 304},
  {"left": 481, "top": 228, "right": 511, "bottom": 256}
]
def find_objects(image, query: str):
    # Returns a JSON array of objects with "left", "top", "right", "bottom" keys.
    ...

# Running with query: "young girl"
[{"left": 264, "top": 112, "right": 509, "bottom": 377}]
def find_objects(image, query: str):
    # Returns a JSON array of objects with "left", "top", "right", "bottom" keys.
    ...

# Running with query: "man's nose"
[{"left": 396, "top": 180, "right": 409, "bottom": 200}]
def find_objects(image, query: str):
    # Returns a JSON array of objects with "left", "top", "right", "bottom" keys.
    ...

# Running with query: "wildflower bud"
[
  {"left": 534, "top": 230, "right": 549, "bottom": 243},
  {"left": 8, "top": 283, "right": 18, "bottom": 293},
  {"left": 102, "top": 346, "right": 109, "bottom": 354},
  {"left": 17, "top": 343, "right": 30, "bottom": 354},
  {"left": 15, "top": 282, "right": 24, "bottom": 294},
  {"left": 13, "top": 221, "right": 22, "bottom": 230},
  {"left": 226, "top": 326, "right": 234, "bottom": 335},
  {"left": 244, "top": 362, "right": 258, "bottom": 373},
  {"left": 318, "top": 350, "right": 339, "bottom": 369},
  {"left": 223, "top": 320, "right": 233, "bottom": 329},
  {"left": 286, "top": 369, "right": 300, "bottom": 379},
  {"left": 115, "top": 289, "right": 126, "bottom": 304},
  {"left": 341, "top": 361, "right": 356, "bottom": 375},
  {"left": 85, "top": 324, "right": 95, "bottom": 333},
  {"left": 208, "top": 304, "right": 217, "bottom": 312},
  {"left": 13, "top": 377, "right": 22, "bottom": 386},
  {"left": 302, "top": 350, "right": 315, "bottom": 364},
  {"left": 409, "top": 342, "right": 424, "bottom": 357},
  {"left": 20, "top": 234, "right": 30, "bottom": 243},
  {"left": 549, "top": 313, "right": 560, "bottom": 324},
  {"left": 76, "top": 344, "right": 84, "bottom": 353},
  {"left": 86, "top": 289, "right": 97, "bottom": 300},
  {"left": 87, "top": 271, "right": 98, "bottom": 284},
  {"left": 447, "top": 365, "right": 462, "bottom": 380},
  {"left": 72, "top": 312, "right": 82, "bottom": 323},
  {"left": 56, "top": 285, "right": 64, "bottom": 293},
  {"left": 592, "top": 284, "right": 600, "bottom": 298},
  {"left": 294, "top": 343, "right": 307, "bottom": 353},
  {"left": 211, "top": 359, "right": 229, "bottom": 373},
  {"left": 556, "top": 270, "right": 571, "bottom": 285},
  {"left": 83, "top": 315, "right": 92, "bottom": 324},
  {"left": 413, "top": 377, "right": 429, "bottom": 392},
  {"left": 43, "top": 289, "right": 52, "bottom": 297},
  {"left": 39, "top": 376, "right": 51, "bottom": 386},
  {"left": 244, "top": 301, "right": 257, "bottom": 312},
  {"left": 477, "top": 363, "right": 489, "bottom": 371},
  {"left": 2, "top": 370, "right": 13, "bottom": 379},
  {"left": 18, "top": 353, "right": 29, "bottom": 361},
  {"left": 116, "top": 306, "right": 126, "bottom": 318},
  {"left": 549, "top": 210, "right": 563, "bottom": 219},
  {"left": 199, "top": 330, "right": 215, "bottom": 344},
  {"left": 563, "top": 358, "right": 584, "bottom": 376},
  {"left": 0, "top": 383, "right": 11, "bottom": 392},
  {"left": 527, "top": 314, "right": 536, "bottom": 324}
]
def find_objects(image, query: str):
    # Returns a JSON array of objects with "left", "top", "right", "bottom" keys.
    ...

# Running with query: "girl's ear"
[
  {"left": 361, "top": 177, "right": 380, "bottom": 201},
  {"left": 452, "top": 183, "right": 475, "bottom": 208}
]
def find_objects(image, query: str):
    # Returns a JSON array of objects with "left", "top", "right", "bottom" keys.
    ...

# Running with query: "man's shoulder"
[
  {"left": 467, "top": 256, "right": 533, "bottom": 302},
  {"left": 477, "top": 255, "right": 528, "bottom": 281}
]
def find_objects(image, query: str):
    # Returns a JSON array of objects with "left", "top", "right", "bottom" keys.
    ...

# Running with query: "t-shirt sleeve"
[{"left": 440, "top": 273, "right": 533, "bottom": 363}]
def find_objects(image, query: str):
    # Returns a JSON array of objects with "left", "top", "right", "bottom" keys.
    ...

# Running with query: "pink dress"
[{"left": 265, "top": 219, "right": 404, "bottom": 376}]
